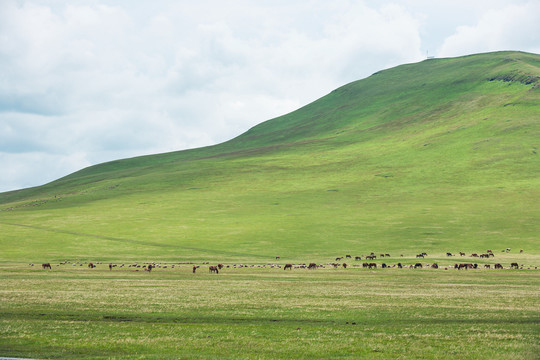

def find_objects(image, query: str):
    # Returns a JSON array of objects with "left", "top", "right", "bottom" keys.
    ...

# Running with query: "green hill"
[{"left": 1, "top": 51, "right": 539, "bottom": 263}]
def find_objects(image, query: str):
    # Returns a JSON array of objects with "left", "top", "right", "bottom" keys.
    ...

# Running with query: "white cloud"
[
  {"left": 438, "top": 1, "right": 540, "bottom": 57},
  {"left": 0, "top": 0, "right": 538, "bottom": 193}
]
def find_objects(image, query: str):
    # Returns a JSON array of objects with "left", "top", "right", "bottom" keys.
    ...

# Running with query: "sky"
[{"left": 1, "top": 0, "right": 539, "bottom": 192}]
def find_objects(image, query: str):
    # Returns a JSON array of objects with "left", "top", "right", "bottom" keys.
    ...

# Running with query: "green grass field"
[
  {"left": 1, "top": 263, "right": 539, "bottom": 359},
  {"left": 1, "top": 51, "right": 539, "bottom": 358}
]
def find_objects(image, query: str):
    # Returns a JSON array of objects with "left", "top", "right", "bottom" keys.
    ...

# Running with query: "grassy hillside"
[{"left": 1, "top": 51, "right": 539, "bottom": 263}]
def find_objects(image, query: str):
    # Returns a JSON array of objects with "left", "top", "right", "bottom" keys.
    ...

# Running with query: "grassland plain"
[
  {"left": 0, "top": 51, "right": 539, "bottom": 358},
  {"left": 0, "top": 263, "right": 539, "bottom": 359}
]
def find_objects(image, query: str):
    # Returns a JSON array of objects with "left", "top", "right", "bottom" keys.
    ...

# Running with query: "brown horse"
[
  {"left": 510, "top": 263, "right": 519, "bottom": 269},
  {"left": 193, "top": 265, "right": 197, "bottom": 273},
  {"left": 308, "top": 263, "right": 317, "bottom": 269},
  {"left": 88, "top": 262, "right": 95, "bottom": 268},
  {"left": 342, "top": 263, "right": 347, "bottom": 269},
  {"left": 368, "top": 263, "right": 377, "bottom": 269},
  {"left": 209, "top": 265, "right": 219, "bottom": 274},
  {"left": 42, "top": 263, "right": 51, "bottom": 270},
  {"left": 284, "top": 264, "right": 292, "bottom": 270},
  {"left": 494, "top": 263, "right": 503, "bottom": 269},
  {"left": 414, "top": 263, "right": 423, "bottom": 268}
]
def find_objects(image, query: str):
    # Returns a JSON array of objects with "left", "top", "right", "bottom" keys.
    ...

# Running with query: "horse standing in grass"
[
  {"left": 284, "top": 264, "right": 292, "bottom": 270},
  {"left": 209, "top": 265, "right": 219, "bottom": 274},
  {"left": 42, "top": 263, "right": 51, "bottom": 270}
]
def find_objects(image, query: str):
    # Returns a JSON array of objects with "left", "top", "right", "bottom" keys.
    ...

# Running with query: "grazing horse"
[
  {"left": 145, "top": 264, "right": 153, "bottom": 272},
  {"left": 109, "top": 263, "right": 113, "bottom": 271},
  {"left": 368, "top": 263, "right": 377, "bottom": 269},
  {"left": 193, "top": 265, "right": 197, "bottom": 273},
  {"left": 510, "top": 263, "right": 519, "bottom": 269},
  {"left": 284, "top": 264, "right": 292, "bottom": 270},
  {"left": 446, "top": 252, "right": 453, "bottom": 257},
  {"left": 42, "top": 263, "right": 51, "bottom": 270},
  {"left": 345, "top": 255, "right": 351, "bottom": 259},
  {"left": 365, "top": 255, "right": 375, "bottom": 260},
  {"left": 217, "top": 263, "right": 224, "bottom": 270},
  {"left": 431, "top": 263, "right": 438, "bottom": 269},
  {"left": 397, "top": 263, "right": 402, "bottom": 269},
  {"left": 355, "top": 256, "right": 362, "bottom": 261},
  {"left": 88, "top": 262, "right": 95, "bottom": 268},
  {"left": 416, "top": 254, "right": 424, "bottom": 258},
  {"left": 480, "top": 253, "right": 489, "bottom": 258},
  {"left": 414, "top": 263, "right": 422, "bottom": 269},
  {"left": 471, "top": 253, "right": 479, "bottom": 257},
  {"left": 362, "top": 262, "right": 369, "bottom": 268},
  {"left": 494, "top": 263, "right": 503, "bottom": 269},
  {"left": 484, "top": 264, "right": 491, "bottom": 269},
  {"left": 335, "top": 257, "right": 343, "bottom": 261},
  {"left": 209, "top": 265, "right": 219, "bottom": 273},
  {"left": 381, "top": 263, "right": 387, "bottom": 268},
  {"left": 308, "top": 263, "right": 317, "bottom": 269},
  {"left": 459, "top": 252, "right": 465, "bottom": 256},
  {"left": 342, "top": 263, "right": 347, "bottom": 269}
]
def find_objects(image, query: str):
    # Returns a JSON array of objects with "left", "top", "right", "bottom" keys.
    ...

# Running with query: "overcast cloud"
[{"left": 1, "top": 0, "right": 539, "bottom": 192}]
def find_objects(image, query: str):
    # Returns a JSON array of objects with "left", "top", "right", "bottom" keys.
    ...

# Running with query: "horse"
[
  {"left": 88, "top": 262, "right": 95, "bottom": 268},
  {"left": 431, "top": 263, "right": 438, "bottom": 269},
  {"left": 42, "top": 263, "right": 51, "bottom": 270},
  {"left": 446, "top": 252, "right": 453, "bottom": 257},
  {"left": 109, "top": 263, "right": 113, "bottom": 271},
  {"left": 342, "top": 263, "right": 347, "bottom": 269},
  {"left": 308, "top": 263, "right": 317, "bottom": 269},
  {"left": 494, "top": 263, "right": 503, "bottom": 269},
  {"left": 397, "top": 263, "right": 402, "bottom": 269},
  {"left": 355, "top": 256, "right": 362, "bottom": 261},
  {"left": 368, "top": 263, "right": 377, "bottom": 269},
  {"left": 284, "top": 264, "right": 292, "bottom": 270},
  {"left": 209, "top": 265, "right": 219, "bottom": 273},
  {"left": 510, "top": 263, "right": 519, "bottom": 269},
  {"left": 459, "top": 252, "right": 465, "bottom": 256},
  {"left": 414, "top": 263, "right": 422, "bottom": 269},
  {"left": 362, "top": 262, "right": 369, "bottom": 268},
  {"left": 217, "top": 263, "right": 224, "bottom": 269},
  {"left": 416, "top": 254, "right": 424, "bottom": 258}
]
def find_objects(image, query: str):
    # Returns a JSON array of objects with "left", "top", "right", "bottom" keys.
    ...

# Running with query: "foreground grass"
[{"left": 1, "top": 264, "right": 538, "bottom": 359}]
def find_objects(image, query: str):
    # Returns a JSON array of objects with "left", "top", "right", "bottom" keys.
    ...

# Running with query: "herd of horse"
[{"left": 37, "top": 249, "right": 529, "bottom": 273}]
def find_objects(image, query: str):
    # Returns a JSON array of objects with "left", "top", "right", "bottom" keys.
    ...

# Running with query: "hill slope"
[{"left": 1, "top": 51, "right": 539, "bottom": 262}]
